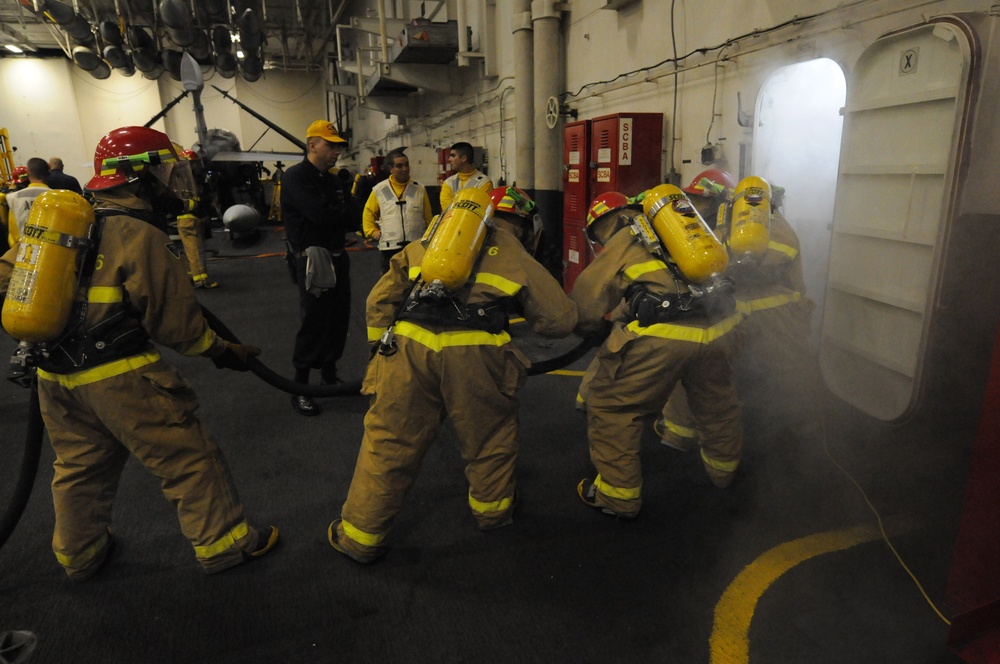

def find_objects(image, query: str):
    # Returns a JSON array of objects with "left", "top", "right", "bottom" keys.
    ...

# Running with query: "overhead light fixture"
[
  {"left": 236, "top": 49, "right": 245, "bottom": 59},
  {"left": 5, "top": 44, "right": 24, "bottom": 54}
]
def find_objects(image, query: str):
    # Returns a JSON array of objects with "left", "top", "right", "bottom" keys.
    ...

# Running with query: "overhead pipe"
[
  {"left": 377, "top": 0, "right": 388, "bottom": 64},
  {"left": 456, "top": 0, "right": 469, "bottom": 66},
  {"left": 512, "top": 0, "right": 534, "bottom": 190},
  {"left": 531, "top": 0, "right": 564, "bottom": 275}
]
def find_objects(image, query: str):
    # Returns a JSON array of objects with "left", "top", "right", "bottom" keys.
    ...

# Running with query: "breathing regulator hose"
[
  {"left": 0, "top": 311, "right": 604, "bottom": 551},
  {"left": 0, "top": 382, "right": 43, "bottom": 550}
]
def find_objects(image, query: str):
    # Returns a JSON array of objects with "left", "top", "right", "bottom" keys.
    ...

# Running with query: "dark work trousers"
[
  {"left": 378, "top": 246, "right": 404, "bottom": 274},
  {"left": 293, "top": 251, "right": 351, "bottom": 377}
]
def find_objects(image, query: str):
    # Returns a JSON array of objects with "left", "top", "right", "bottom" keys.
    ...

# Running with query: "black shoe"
[
  {"left": 291, "top": 395, "right": 320, "bottom": 416},
  {"left": 70, "top": 530, "right": 116, "bottom": 582},
  {"left": 0, "top": 630, "right": 37, "bottom": 664},
  {"left": 243, "top": 526, "right": 279, "bottom": 561},
  {"left": 577, "top": 478, "right": 637, "bottom": 520},
  {"left": 479, "top": 491, "right": 518, "bottom": 531}
]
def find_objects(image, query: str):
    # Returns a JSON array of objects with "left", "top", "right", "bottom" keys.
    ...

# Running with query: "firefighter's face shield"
[
  {"left": 585, "top": 208, "right": 641, "bottom": 257},
  {"left": 168, "top": 159, "right": 198, "bottom": 201},
  {"left": 493, "top": 212, "right": 543, "bottom": 256}
]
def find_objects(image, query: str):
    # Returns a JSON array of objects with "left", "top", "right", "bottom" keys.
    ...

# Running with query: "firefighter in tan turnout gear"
[
  {"left": 573, "top": 183, "right": 744, "bottom": 519},
  {"left": 328, "top": 187, "right": 577, "bottom": 563},
  {"left": 0, "top": 126, "right": 278, "bottom": 580},
  {"left": 654, "top": 173, "right": 817, "bottom": 451}
]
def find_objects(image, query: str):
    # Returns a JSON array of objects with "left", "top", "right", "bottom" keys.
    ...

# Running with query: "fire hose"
[{"left": 0, "top": 308, "right": 601, "bottom": 550}]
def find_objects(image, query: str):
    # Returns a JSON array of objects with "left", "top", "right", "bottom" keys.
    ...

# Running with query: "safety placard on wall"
[
  {"left": 619, "top": 117, "right": 633, "bottom": 165},
  {"left": 597, "top": 148, "right": 611, "bottom": 163},
  {"left": 597, "top": 167, "right": 611, "bottom": 183},
  {"left": 568, "top": 150, "right": 580, "bottom": 165},
  {"left": 568, "top": 169, "right": 580, "bottom": 183},
  {"left": 567, "top": 249, "right": 580, "bottom": 264}
]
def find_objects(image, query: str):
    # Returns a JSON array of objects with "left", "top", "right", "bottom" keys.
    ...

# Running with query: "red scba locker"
[{"left": 562, "top": 112, "right": 663, "bottom": 292}]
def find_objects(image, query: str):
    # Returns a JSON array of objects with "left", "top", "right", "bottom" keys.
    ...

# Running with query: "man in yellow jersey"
[
  {"left": 438, "top": 141, "right": 492, "bottom": 211},
  {"left": 0, "top": 126, "right": 277, "bottom": 580},
  {"left": 362, "top": 148, "right": 432, "bottom": 273}
]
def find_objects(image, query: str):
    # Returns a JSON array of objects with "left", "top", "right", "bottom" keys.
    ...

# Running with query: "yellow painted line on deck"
[
  {"left": 710, "top": 524, "right": 882, "bottom": 664},
  {"left": 546, "top": 369, "right": 585, "bottom": 376}
]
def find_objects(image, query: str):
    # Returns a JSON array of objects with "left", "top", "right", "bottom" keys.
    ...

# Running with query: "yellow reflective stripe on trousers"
[
  {"left": 595, "top": 474, "right": 641, "bottom": 500},
  {"left": 737, "top": 291, "right": 801, "bottom": 313},
  {"left": 368, "top": 326, "right": 387, "bottom": 342},
  {"left": 37, "top": 350, "right": 162, "bottom": 389},
  {"left": 394, "top": 320, "right": 510, "bottom": 351},
  {"left": 701, "top": 449, "right": 740, "bottom": 473},
  {"left": 342, "top": 519, "right": 387, "bottom": 547},
  {"left": 474, "top": 271, "right": 522, "bottom": 296},
  {"left": 194, "top": 521, "right": 249, "bottom": 560},
  {"left": 769, "top": 240, "right": 798, "bottom": 259},
  {"left": 468, "top": 491, "right": 514, "bottom": 514},
  {"left": 660, "top": 417, "right": 698, "bottom": 440},
  {"left": 87, "top": 286, "right": 123, "bottom": 303},
  {"left": 626, "top": 312, "right": 742, "bottom": 344},
  {"left": 54, "top": 530, "right": 109, "bottom": 567},
  {"left": 182, "top": 328, "right": 217, "bottom": 356},
  {"left": 624, "top": 259, "right": 669, "bottom": 281}
]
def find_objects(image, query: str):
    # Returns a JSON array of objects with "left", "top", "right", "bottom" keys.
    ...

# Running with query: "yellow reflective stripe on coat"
[
  {"left": 368, "top": 326, "right": 387, "bottom": 342},
  {"left": 626, "top": 312, "right": 742, "bottom": 344},
  {"left": 342, "top": 519, "right": 387, "bottom": 547},
  {"left": 86, "top": 286, "right": 123, "bottom": 303},
  {"left": 701, "top": 449, "right": 740, "bottom": 473},
  {"left": 595, "top": 474, "right": 641, "bottom": 500},
  {"left": 183, "top": 328, "right": 217, "bottom": 356},
  {"left": 769, "top": 240, "right": 798, "bottom": 259},
  {"left": 54, "top": 530, "right": 110, "bottom": 567},
  {"left": 737, "top": 291, "right": 801, "bottom": 314},
  {"left": 474, "top": 271, "right": 522, "bottom": 296},
  {"left": 469, "top": 491, "right": 514, "bottom": 514},
  {"left": 36, "top": 350, "right": 161, "bottom": 389},
  {"left": 394, "top": 320, "right": 510, "bottom": 351},
  {"left": 194, "top": 521, "right": 249, "bottom": 560},
  {"left": 624, "top": 259, "right": 669, "bottom": 281}
]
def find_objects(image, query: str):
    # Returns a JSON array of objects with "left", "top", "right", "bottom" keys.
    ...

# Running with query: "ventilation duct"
[
  {"left": 237, "top": 8, "right": 262, "bottom": 51},
  {"left": 216, "top": 51, "right": 237, "bottom": 78},
  {"left": 189, "top": 30, "right": 211, "bottom": 60},
  {"left": 203, "top": 0, "right": 229, "bottom": 23},
  {"left": 72, "top": 46, "right": 111, "bottom": 79},
  {"left": 241, "top": 54, "right": 262, "bottom": 82},
  {"left": 100, "top": 20, "right": 123, "bottom": 46},
  {"left": 43, "top": 0, "right": 93, "bottom": 42},
  {"left": 162, "top": 49, "right": 183, "bottom": 81}
]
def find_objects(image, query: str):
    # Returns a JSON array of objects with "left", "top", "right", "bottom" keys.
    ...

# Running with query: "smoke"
[{"left": 752, "top": 57, "right": 847, "bottom": 340}]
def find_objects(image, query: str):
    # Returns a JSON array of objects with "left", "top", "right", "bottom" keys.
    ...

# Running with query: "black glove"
[{"left": 211, "top": 341, "right": 261, "bottom": 371}]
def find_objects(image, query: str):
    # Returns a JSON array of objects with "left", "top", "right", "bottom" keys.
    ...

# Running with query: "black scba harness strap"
[
  {"left": 36, "top": 209, "right": 153, "bottom": 374},
  {"left": 398, "top": 294, "right": 510, "bottom": 334},
  {"left": 625, "top": 284, "right": 735, "bottom": 327}
]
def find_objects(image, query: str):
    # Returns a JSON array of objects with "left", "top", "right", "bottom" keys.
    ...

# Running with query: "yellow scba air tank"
[
  {"left": 728, "top": 176, "right": 771, "bottom": 261},
  {"left": 641, "top": 184, "right": 729, "bottom": 284},
  {"left": 2, "top": 190, "right": 95, "bottom": 342},
  {"left": 420, "top": 187, "right": 494, "bottom": 292}
]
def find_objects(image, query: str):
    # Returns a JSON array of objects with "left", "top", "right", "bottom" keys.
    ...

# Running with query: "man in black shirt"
[
  {"left": 281, "top": 120, "right": 356, "bottom": 416},
  {"left": 47, "top": 157, "right": 83, "bottom": 194}
]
